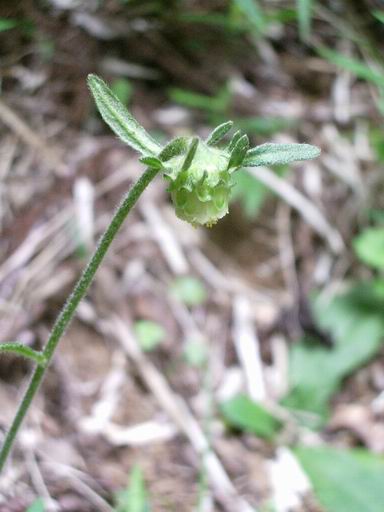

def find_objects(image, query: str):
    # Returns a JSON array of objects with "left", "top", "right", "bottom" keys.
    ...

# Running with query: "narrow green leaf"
[
  {"left": 233, "top": 0, "right": 266, "bottom": 34},
  {"left": 206, "top": 121, "right": 233, "bottom": 146},
  {"left": 0, "top": 18, "right": 19, "bottom": 32},
  {"left": 227, "top": 130, "right": 242, "bottom": 152},
  {"left": 139, "top": 156, "right": 163, "bottom": 170},
  {"left": 158, "top": 137, "right": 188, "bottom": 162},
  {"left": 296, "top": 0, "right": 313, "bottom": 41},
  {"left": 0, "top": 342, "right": 46, "bottom": 366},
  {"left": 221, "top": 394, "right": 282, "bottom": 440},
  {"left": 181, "top": 137, "right": 199, "bottom": 171},
  {"left": 373, "top": 11, "right": 384, "bottom": 24},
  {"left": 228, "top": 134, "right": 249, "bottom": 169},
  {"left": 316, "top": 47, "right": 384, "bottom": 86},
  {"left": 115, "top": 465, "right": 149, "bottom": 512},
  {"left": 244, "top": 143, "right": 320, "bottom": 167},
  {"left": 295, "top": 446, "right": 384, "bottom": 512},
  {"left": 353, "top": 228, "right": 384, "bottom": 269},
  {"left": 87, "top": 74, "right": 161, "bottom": 156}
]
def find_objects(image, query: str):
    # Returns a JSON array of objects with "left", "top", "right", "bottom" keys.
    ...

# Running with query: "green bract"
[{"left": 87, "top": 74, "right": 321, "bottom": 227}]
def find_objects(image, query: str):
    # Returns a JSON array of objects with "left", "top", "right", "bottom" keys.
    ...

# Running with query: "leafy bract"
[
  {"left": 206, "top": 121, "right": 233, "bottom": 146},
  {"left": 244, "top": 143, "right": 320, "bottom": 167},
  {"left": 159, "top": 137, "right": 188, "bottom": 162},
  {"left": 87, "top": 74, "right": 161, "bottom": 156},
  {"left": 228, "top": 134, "right": 249, "bottom": 169}
]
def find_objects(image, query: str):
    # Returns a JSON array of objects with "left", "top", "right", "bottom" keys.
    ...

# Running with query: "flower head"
[
  {"left": 88, "top": 74, "right": 321, "bottom": 228},
  {"left": 157, "top": 122, "right": 252, "bottom": 227},
  {"left": 164, "top": 138, "right": 235, "bottom": 226}
]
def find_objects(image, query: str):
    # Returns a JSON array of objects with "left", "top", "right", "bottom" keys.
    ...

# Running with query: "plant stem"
[
  {"left": 0, "top": 166, "right": 159, "bottom": 471},
  {"left": 0, "top": 343, "right": 46, "bottom": 365}
]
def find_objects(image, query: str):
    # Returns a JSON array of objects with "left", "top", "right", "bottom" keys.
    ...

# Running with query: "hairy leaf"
[
  {"left": 227, "top": 130, "right": 242, "bottom": 152},
  {"left": 206, "top": 121, "right": 233, "bottom": 146},
  {"left": 244, "top": 143, "right": 320, "bottom": 167},
  {"left": 159, "top": 137, "right": 188, "bottom": 162},
  {"left": 139, "top": 156, "right": 163, "bottom": 170},
  {"left": 87, "top": 74, "right": 161, "bottom": 156},
  {"left": 181, "top": 137, "right": 199, "bottom": 171},
  {"left": 228, "top": 134, "right": 249, "bottom": 169}
]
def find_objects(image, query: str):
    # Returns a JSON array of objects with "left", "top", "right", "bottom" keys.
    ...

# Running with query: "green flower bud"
[{"left": 163, "top": 138, "right": 235, "bottom": 227}]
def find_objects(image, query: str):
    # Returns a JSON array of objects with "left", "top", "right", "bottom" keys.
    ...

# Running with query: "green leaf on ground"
[
  {"left": 220, "top": 394, "right": 282, "bottom": 440},
  {"left": 134, "top": 320, "right": 165, "bottom": 352},
  {"left": 183, "top": 339, "right": 208, "bottom": 368},
  {"left": 370, "top": 128, "right": 384, "bottom": 163},
  {"left": 283, "top": 281, "right": 384, "bottom": 425},
  {"left": 170, "top": 276, "right": 207, "bottom": 307},
  {"left": 295, "top": 446, "right": 384, "bottom": 512},
  {"left": 353, "top": 227, "right": 384, "bottom": 269},
  {"left": 115, "top": 465, "right": 149, "bottom": 512},
  {"left": 317, "top": 47, "right": 384, "bottom": 87},
  {"left": 26, "top": 499, "right": 45, "bottom": 512},
  {"left": 0, "top": 18, "right": 19, "bottom": 32},
  {"left": 244, "top": 143, "right": 320, "bottom": 167}
]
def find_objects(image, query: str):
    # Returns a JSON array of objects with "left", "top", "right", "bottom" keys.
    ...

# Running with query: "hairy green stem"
[
  {"left": 0, "top": 343, "right": 46, "bottom": 366},
  {"left": 0, "top": 166, "right": 159, "bottom": 471}
]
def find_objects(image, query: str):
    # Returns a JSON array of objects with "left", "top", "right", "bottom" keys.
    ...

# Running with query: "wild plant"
[{"left": 0, "top": 74, "right": 320, "bottom": 470}]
